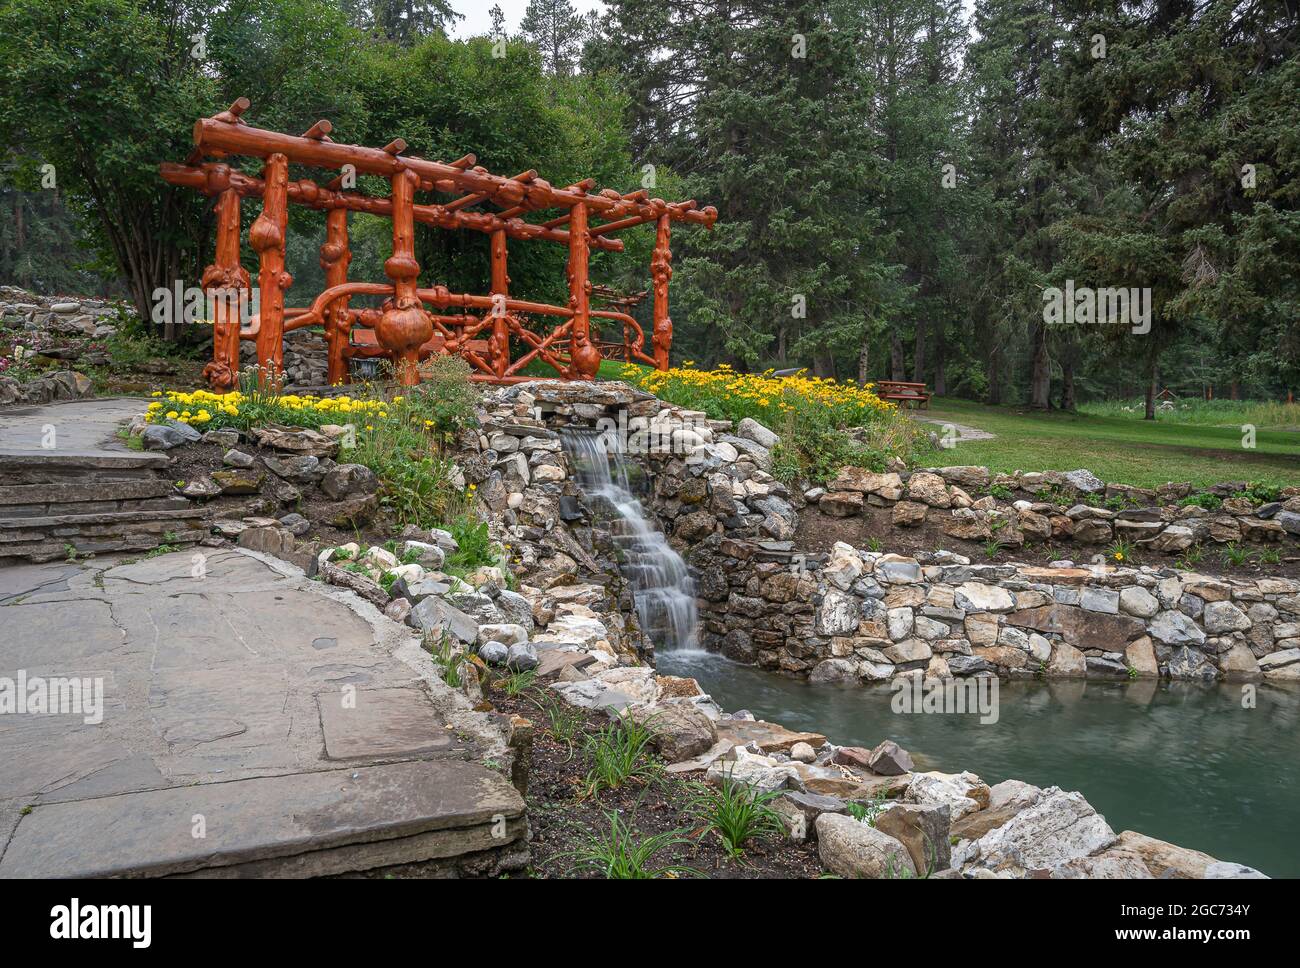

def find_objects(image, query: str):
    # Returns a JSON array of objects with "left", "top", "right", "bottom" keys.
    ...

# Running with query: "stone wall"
[
  {"left": 811, "top": 464, "right": 1300, "bottom": 550},
  {"left": 467, "top": 380, "right": 1300, "bottom": 685},
  {"left": 691, "top": 540, "right": 1300, "bottom": 684}
]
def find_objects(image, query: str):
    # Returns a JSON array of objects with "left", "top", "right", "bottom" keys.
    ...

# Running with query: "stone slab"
[
  {"left": 318, "top": 687, "right": 455, "bottom": 760},
  {"left": 0, "top": 759, "right": 524, "bottom": 878}
]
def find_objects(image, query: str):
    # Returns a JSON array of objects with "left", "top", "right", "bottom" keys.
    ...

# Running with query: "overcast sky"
[{"left": 448, "top": 0, "right": 607, "bottom": 38}]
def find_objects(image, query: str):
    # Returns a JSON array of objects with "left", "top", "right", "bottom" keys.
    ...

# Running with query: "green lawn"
[{"left": 919, "top": 397, "right": 1300, "bottom": 489}]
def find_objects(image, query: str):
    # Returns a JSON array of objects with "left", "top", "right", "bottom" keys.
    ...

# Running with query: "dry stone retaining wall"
[{"left": 691, "top": 541, "right": 1300, "bottom": 683}]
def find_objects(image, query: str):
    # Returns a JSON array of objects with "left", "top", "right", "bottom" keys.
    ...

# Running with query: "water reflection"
[{"left": 659, "top": 650, "right": 1300, "bottom": 876}]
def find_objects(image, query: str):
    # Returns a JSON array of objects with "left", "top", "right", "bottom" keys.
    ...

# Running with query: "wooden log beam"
[
  {"left": 191, "top": 115, "right": 717, "bottom": 226},
  {"left": 159, "top": 162, "right": 626, "bottom": 253}
]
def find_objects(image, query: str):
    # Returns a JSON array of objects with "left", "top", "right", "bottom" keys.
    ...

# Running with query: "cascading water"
[{"left": 560, "top": 427, "right": 700, "bottom": 653}]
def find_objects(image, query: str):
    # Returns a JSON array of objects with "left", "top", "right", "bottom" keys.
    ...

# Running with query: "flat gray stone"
[
  {"left": 318, "top": 687, "right": 454, "bottom": 760},
  {"left": 0, "top": 759, "right": 523, "bottom": 878}
]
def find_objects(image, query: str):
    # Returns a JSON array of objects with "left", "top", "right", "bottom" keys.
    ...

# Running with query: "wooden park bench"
[{"left": 876, "top": 380, "right": 931, "bottom": 409}]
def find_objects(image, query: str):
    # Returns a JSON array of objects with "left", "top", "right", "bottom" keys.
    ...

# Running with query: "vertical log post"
[
  {"left": 651, "top": 213, "right": 673, "bottom": 371},
  {"left": 567, "top": 201, "right": 600, "bottom": 380},
  {"left": 378, "top": 166, "right": 433, "bottom": 386},
  {"left": 320, "top": 207, "right": 352, "bottom": 385},
  {"left": 249, "top": 152, "right": 291, "bottom": 387},
  {"left": 489, "top": 228, "right": 510, "bottom": 379},
  {"left": 200, "top": 170, "right": 249, "bottom": 391}
]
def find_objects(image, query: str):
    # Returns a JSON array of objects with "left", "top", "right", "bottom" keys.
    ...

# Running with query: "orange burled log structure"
[{"left": 162, "top": 100, "right": 716, "bottom": 388}]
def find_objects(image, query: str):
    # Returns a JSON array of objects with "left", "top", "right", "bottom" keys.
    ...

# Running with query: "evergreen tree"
[{"left": 521, "top": 0, "right": 588, "bottom": 76}]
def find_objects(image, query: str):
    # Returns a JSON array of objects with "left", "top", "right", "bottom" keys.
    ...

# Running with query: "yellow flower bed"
[
  {"left": 144, "top": 389, "right": 389, "bottom": 429},
  {"left": 619, "top": 362, "right": 895, "bottom": 427}
]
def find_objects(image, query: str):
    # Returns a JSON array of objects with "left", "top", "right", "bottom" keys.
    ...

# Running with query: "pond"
[{"left": 658, "top": 650, "right": 1300, "bottom": 877}]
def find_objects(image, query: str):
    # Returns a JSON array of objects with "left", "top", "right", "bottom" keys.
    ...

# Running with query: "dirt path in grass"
[{"left": 909, "top": 413, "right": 997, "bottom": 442}]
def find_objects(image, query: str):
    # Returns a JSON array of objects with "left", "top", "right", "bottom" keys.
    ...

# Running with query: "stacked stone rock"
[
  {"left": 692, "top": 539, "right": 1300, "bottom": 683},
  {"left": 238, "top": 328, "right": 330, "bottom": 388},
  {"left": 810, "top": 463, "right": 1300, "bottom": 547},
  {"left": 0, "top": 287, "right": 114, "bottom": 405}
]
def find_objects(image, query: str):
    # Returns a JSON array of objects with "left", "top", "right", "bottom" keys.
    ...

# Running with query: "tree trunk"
[
  {"left": 889, "top": 324, "right": 905, "bottom": 380},
  {"left": 857, "top": 332, "right": 871, "bottom": 385},
  {"left": 987, "top": 337, "right": 1003, "bottom": 405},
  {"left": 1029, "top": 321, "right": 1051, "bottom": 409},
  {"left": 932, "top": 322, "right": 946, "bottom": 396},
  {"left": 1059, "top": 335, "right": 1077, "bottom": 411},
  {"left": 912, "top": 319, "right": 926, "bottom": 383},
  {"left": 1144, "top": 357, "right": 1159, "bottom": 420},
  {"left": 813, "top": 349, "right": 835, "bottom": 378}
]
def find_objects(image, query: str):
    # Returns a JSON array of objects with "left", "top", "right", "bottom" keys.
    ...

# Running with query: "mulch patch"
[
  {"left": 491, "top": 690, "right": 824, "bottom": 879},
  {"left": 795, "top": 504, "right": 1300, "bottom": 579}
]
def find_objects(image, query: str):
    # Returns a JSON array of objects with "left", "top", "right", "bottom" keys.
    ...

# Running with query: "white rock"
[
  {"left": 954, "top": 582, "right": 1015, "bottom": 613},
  {"left": 905, "top": 771, "right": 987, "bottom": 820},
  {"left": 1119, "top": 586, "right": 1160, "bottom": 618},
  {"left": 965, "top": 787, "right": 1115, "bottom": 871}
]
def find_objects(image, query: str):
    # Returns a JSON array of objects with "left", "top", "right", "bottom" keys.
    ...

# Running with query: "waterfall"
[{"left": 560, "top": 427, "right": 700, "bottom": 653}]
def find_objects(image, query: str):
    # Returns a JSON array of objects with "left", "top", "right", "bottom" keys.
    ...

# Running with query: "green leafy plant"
[
  {"left": 563, "top": 811, "right": 700, "bottom": 879},
  {"left": 1177, "top": 543, "right": 1205, "bottom": 570},
  {"left": 1178, "top": 492, "right": 1223, "bottom": 511},
  {"left": 530, "top": 692, "right": 585, "bottom": 751},
  {"left": 1221, "top": 542, "right": 1249, "bottom": 567},
  {"left": 846, "top": 790, "right": 891, "bottom": 827},
  {"left": 982, "top": 539, "right": 1002, "bottom": 559},
  {"left": 582, "top": 713, "right": 660, "bottom": 797},
  {"left": 493, "top": 669, "right": 537, "bottom": 697},
  {"left": 686, "top": 775, "right": 786, "bottom": 858},
  {"left": 1107, "top": 538, "right": 1135, "bottom": 565},
  {"left": 1257, "top": 547, "right": 1281, "bottom": 566}
]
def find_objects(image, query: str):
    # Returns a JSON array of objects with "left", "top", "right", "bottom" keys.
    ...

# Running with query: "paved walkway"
[
  {"left": 0, "top": 548, "right": 521, "bottom": 877},
  {"left": 0, "top": 396, "right": 147, "bottom": 457}
]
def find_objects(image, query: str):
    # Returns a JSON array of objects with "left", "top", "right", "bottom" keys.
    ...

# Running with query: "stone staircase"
[{"left": 0, "top": 451, "right": 208, "bottom": 562}]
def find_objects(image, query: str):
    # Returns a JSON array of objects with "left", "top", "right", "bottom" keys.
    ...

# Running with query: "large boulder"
[
  {"left": 906, "top": 471, "right": 951, "bottom": 508},
  {"left": 815, "top": 813, "right": 916, "bottom": 878},
  {"left": 961, "top": 787, "right": 1115, "bottom": 872},
  {"left": 1111, "top": 831, "right": 1217, "bottom": 878},
  {"left": 409, "top": 596, "right": 480, "bottom": 644},
  {"left": 736, "top": 416, "right": 780, "bottom": 449},
  {"left": 321, "top": 463, "right": 379, "bottom": 500},
  {"left": 819, "top": 491, "right": 864, "bottom": 517},
  {"left": 875, "top": 802, "right": 952, "bottom": 873},
  {"left": 904, "top": 771, "right": 990, "bottom": 820},
  {"left": 633, "top": 702, "right": 719, "bottom": 763}
]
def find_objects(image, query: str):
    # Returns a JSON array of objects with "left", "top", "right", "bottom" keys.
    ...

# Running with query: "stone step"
[
  {"left": 0, "top": 528, "right": 210, "bottom": 562},
  {"left": 0, "top": 479, "right": 178, "bottom": 506},
  {"left": 0, "top": 760, "right": 527, "bottom": 878},
  {"left": 0, "top": 506, "right": 207, "bottom": 537},
  {"left": 0, "top": 450, "right": 168, "bottom": 472}
]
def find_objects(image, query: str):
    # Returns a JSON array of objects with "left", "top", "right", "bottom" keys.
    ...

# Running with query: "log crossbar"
[{"left": 163, "top": 100, "right": 716, "bottom": 389}]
